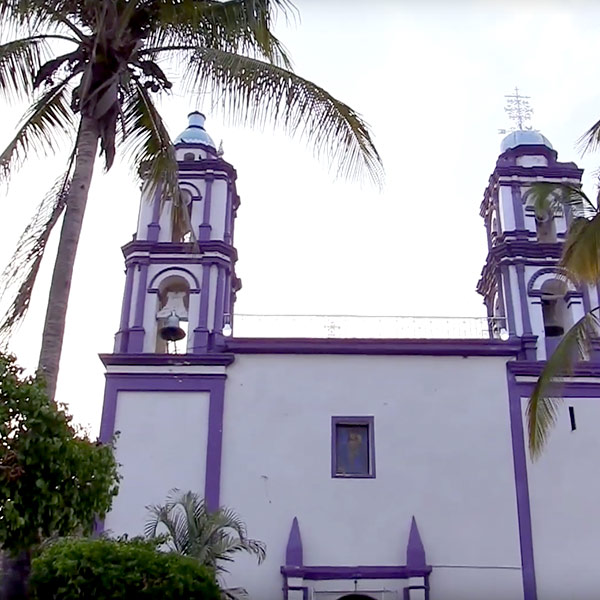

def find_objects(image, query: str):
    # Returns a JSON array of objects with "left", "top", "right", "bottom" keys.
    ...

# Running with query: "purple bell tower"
[
  {"left": 112, "top": 111, "right": 241, "bottom": 356},
  {"left": 477, "top": 128, "right": 591, "bottom": 360}
]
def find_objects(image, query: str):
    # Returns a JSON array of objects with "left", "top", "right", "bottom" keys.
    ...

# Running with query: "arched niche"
[
  {"left": 154, "top": 274, "right": 190, "bottom": 353},
  {"left": 337, "top": 595, "right": 377, "bottom": 600}
]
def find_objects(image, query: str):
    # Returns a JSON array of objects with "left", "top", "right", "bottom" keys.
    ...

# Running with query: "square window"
[{"left": 331, "top": 417, "right": 375, "bottom": 478}]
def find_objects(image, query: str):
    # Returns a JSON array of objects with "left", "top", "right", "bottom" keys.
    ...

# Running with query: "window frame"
[{"left": 331, "top": 416, "right": 376, "bottom": 479}]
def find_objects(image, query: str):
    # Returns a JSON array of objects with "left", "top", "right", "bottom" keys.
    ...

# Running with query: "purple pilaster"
[
  {"left": 128, "top": 261, "right": 149, "bottom": 352},
  {"left": 199, "top": 177, "right": 213, "bottom": 241},
  {"left": 224, "top": 181, "right": 233, "bottom": 245},
  {"left": 285, "top": 517, "right": 303, "bottom": 567},
  {"left": 511, "top": 183, "right": 525, "bottom": 230},
  {"left": 205, "top": 378, "right": 225, "bottom": 511},
  {"left": 506, "top": 372, "right": 537, "bottom": 600},
  {"left": 516, "top": 263, "right": 532, "bottom": 335},
  {"left": 98, "top": 370, "right": 230, "bottom": 521},
  {"left": 211, "top": 265, "right": 226, "bottom": 347},
  {"left": 115, "top": 264, "right": 135, "bottom": 352},
  {"left": 194, "top": 263, "right": 211, "bottom": 352},
  {"left": 147, "top": 187, "right": 162, "bottom": 242},
  {"left": 501, "top": 264, "right": 517, "bottom": 335},
  {"left": 406, "top": 517, "right": 427, "bottom": 569}
]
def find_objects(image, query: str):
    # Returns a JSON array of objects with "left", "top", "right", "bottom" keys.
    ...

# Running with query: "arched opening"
[
  {"left": 155, "top": 275, "right": 190, "bottom": 353},
  {"left": 338, "top": 595, "right": 376, "bottom": 600},
  {"left": 171, "top": 189, "right": 193, "bottom": 242},
  {"left": 540, "top": 279, "right": 568, "bottom": 337},
  {"left": 183, "top": 152, "right": 195, "bottom": 161}
]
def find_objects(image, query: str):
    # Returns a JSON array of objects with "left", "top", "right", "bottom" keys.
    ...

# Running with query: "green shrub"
[{"left": 29, "top": 538, "right": 221, "bottom": 599}]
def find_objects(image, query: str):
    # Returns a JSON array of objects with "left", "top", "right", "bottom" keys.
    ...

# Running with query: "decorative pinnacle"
[{"left": 503, "top": 86, "right": 533, "bottom": 131}]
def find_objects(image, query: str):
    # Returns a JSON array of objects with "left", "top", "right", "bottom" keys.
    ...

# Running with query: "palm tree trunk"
[
  {"left": 37, "top": 116, "right": 99, "bottom": 400},
  {"left": 0, "top": 550, "right": 31, "bottom": 600}
]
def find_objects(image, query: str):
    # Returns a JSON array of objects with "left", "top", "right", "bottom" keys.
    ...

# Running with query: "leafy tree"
[
  {"left": 0, "top": 0, "right": 384, "bottom": 400},
  {"left": 524, "top": 182, "right": 600, "bottom": 457},
  {"left": 29, "top": 537, "right": 221, "bottom": 599},
  {"left": 0, "top": 353, "right": 119, "bottom": 599},
  {"left": 145, "top": 490, "right": 264, "bottom": 598}
]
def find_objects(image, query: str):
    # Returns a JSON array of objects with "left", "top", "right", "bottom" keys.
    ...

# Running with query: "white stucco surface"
[
  {"left": 523, "top": 396, "right": 600, "bottom": 600},
  {"left": 105, "top": 390, "right": 210, "bottom": 537},
  {"left": 217, "top": 354, "right": 522, "bottom": 599}
]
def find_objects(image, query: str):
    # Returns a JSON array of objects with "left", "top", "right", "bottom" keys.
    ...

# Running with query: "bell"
[{"left": 159, "top": 311, "right": 186, "bottom": 342}]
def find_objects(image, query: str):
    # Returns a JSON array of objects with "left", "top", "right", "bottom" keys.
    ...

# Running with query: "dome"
[
  {"left": 500, "top": 129, "right": 553, "bottom": 152},
  {"left": 174, "top": 111, "right": 216, "bottom": 148}
]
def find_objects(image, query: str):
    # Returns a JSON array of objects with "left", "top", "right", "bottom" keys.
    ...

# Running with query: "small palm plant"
[{"left": 145, "top": 489, "right": 265, "bottom": 599}]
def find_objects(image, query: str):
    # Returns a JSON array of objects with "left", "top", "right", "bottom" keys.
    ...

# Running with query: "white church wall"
[
  {"left": 219, "top": 354, "right": 522, "bottom": 599},
  {"left": 105, "top": 390, "right": 210, "bottom": 537},
  {"left": 522, "top": 396, "right": 600, "bottom": 600}
]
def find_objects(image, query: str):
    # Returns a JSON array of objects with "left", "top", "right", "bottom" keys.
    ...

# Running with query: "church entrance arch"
[{"left": 338, "top": 595, "right": 376, "bottom": 600}]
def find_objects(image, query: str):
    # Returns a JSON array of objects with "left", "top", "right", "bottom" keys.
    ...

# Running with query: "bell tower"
[
  {"left": 477, "top": 127, "right": 592, "bottom": 359},
  {"left": 113, "top": 111, "right": 241, "bottom": 355}
]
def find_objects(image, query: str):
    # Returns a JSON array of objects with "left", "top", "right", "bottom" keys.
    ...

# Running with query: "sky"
[{"left": 2, "top": 0, "right": 600, "bottom": 433}]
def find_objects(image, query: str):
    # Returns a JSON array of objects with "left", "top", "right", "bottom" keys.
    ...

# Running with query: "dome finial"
[{"left": 174, "top": 110, "right": 216, "bottom": 148}]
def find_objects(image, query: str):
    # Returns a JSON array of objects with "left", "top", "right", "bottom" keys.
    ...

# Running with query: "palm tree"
[
  {"left": 525, "top": 178, "right": 600, "bottom": 458},
  {"left": 145, "top": 489, "right": 265, "bottom": 599},
  {"left": 0, "top": 0, "right": 384, "bottom": 400}
]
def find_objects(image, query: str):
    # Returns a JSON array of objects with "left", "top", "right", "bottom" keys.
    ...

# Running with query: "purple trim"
[
  {"left": 99, "top": 373, "right": 227, "bottom": 510},
  {"left": 406, "top": 517, "right": 426, "bottom": 569},
  {"left": 224, "top": 182, "right": 233, "bottom": 245},
  {"left": 500, "top": 265, "right": 516, "bottom": 335},
  {"left": 225, "top": 337, "right": 522, "bottom": 357},
  {"left": 199, "top": 177, "right": 213, "bottom": 241},
  {"left": 213, "top": 265, "right": 225, "bottom": 333},
  {"left": 99, "top": 353, "right": 234, "bottom": 366},
  {"left": 148, "top": 266, "right": 201, "bottom": 290},
  {"left": 129, "top": 262, "right": 149, "bottom": 352},
  {"left": 331, "top": 416, "right": 375, "bottom": 479},
  {"left": 494, "top": 165, "right": 583, "bottom": 179},
  {"left": 147, "top": 187, "right": 162, "bottom": 242},
  {"left": 583, "top": 286, "right": 592, "bottom": 314},
  {"left": 285, "top": 518, "right": 303, "bottom": 566},
  {"left": 205, "top": 379, "right": 224, "bottom": 511},
  {"left": 122, "top": 239, "right": 237, "bottom": 261},
  {"left": 116, "top": 264, "right": 135, "bottom": 352},
  {"left": 516, "top": 264, "right": 532, "bottom": 335},
  {"left": 506, "top": 372, "right": 537, "bottom": 600},
  {"left": 280, "top": 566, "right": 431, "bottom": 580},
  {"left": 195, "top": 263, "right": 212, "bottom": 352},
  {"left": 511, "top": 183, "right": 525, "bottom": 230},
  {"left": 527, "top": 267, "right": 576, "bottom": 294}
]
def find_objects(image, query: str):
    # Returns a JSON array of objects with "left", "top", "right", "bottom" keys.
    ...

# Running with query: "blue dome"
[
  {"left": 500, "top": 130, "right": 553, "bottom": 152},
  {"left": 174, "top": 112, "right": 216, "bottom": 148}
]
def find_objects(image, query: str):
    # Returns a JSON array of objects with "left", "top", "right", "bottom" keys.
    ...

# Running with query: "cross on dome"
[{"left": 504, "top": 86, "right": 534, "bottom": 131}]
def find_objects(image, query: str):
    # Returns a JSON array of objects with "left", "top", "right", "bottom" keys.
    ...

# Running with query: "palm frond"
[
  {"left": 146, "top": 0, "right": 293, "bottom": 68},
  {"left": 0, "top": 36, "right": 52, "bottom": 102},
  {"left": 578, "top": 117, "right": 600, "bottom": 155},
  {"left": 0, "top": 155, "right": 75, "bottom": 348},
  {"left": 118, "top": 78, "right": 191, "bottom": 236},
  {"left": 526, "top": 182, "right": 596, "bottom": 220},
  {"left": 560, "top": 212, "right": 600, "bottom": 284},
  {"left": 183, "top": 48, "right": 383, "bottom": 187},
  {"left": 527, "top": 309, "right": 600, "bottom": 458},
  {"left": 0, "top": 76, "right": 76, "bottom": 182}
]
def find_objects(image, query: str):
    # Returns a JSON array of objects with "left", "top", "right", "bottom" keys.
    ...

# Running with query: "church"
[{"left": 99, "top": 111, "right": 600, "bottom": 600}]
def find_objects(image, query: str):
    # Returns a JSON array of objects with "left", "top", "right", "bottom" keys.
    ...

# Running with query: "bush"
[{"left": 29, "top": 538, "right": 221, "bottom": 599}]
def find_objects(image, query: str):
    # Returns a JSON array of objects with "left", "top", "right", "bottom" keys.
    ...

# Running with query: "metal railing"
[{"left": 231, "top": 314, "right": 507, "bottom": 340}]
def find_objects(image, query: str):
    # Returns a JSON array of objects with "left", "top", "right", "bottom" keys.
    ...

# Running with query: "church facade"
[{"left": 99, "top": 113, "right": 600, "bottom": 600}]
